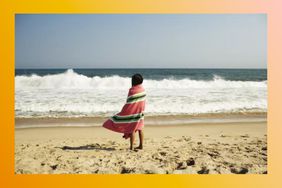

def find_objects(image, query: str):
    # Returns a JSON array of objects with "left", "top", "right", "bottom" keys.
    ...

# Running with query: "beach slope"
[{"left": 15, "top": 121, "right": 267, "bottom": 174}]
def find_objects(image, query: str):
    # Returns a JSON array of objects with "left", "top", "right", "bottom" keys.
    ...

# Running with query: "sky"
[{"left": 16, "top": 14, "right": 267, "bottom": 69}]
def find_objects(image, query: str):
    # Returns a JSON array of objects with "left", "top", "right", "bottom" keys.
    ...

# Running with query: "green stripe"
[
  {"left": 112, "top": 113, "right": 144, "bottom": 120},
  {"left": 127, "top": 92, "right": 146, "bottom": 100},
  {"left": 110, "top": 116, "right": 144, "bottom": 123},
  {"left": 126, "top": 96, "right": 146, "bottom": 104},
  {"left": 127, "top": 92, "right": 146, "bottom": 102},
  {"left": 111, "top": 113, "right": 144, "bottom": 123},
  {"left": 127, "top": 95, "right": 146, "bottom": 102}
]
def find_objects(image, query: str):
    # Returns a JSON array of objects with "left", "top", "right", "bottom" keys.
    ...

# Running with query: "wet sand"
[{"left": 15, "top": 121, "right": 267, "bottom": 174}]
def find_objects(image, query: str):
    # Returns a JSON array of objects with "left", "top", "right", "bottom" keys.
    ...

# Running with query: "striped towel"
[{"left": 103, "top": 84, "right": 146, "bottom": 139}]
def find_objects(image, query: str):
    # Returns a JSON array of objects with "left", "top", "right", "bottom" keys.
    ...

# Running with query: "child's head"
[{"left": 131, "top": 74, "right": 143, "bottom": 86}]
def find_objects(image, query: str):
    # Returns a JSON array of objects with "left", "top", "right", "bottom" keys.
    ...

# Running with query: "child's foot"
[{"left": 134, "top": 145, "right": 143, "bottom": 150}]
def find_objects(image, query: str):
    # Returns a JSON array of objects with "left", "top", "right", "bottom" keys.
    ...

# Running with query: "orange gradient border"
[{"left": 1, "top": 0, "right": 282, "bottom": 187}]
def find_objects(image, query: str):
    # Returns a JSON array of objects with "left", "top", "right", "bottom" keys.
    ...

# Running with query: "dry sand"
[{"left": 15, "top": 121, "right": 267, "bottom": 174}]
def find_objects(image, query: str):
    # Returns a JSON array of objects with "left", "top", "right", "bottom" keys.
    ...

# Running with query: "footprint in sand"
[
  {"left": 261, "top": 146, "right": 267, "bottom": 151},
  {"left": 177, "top": 162, "right": 187, "bottom": 169},
  {"left": 197, "top": 166, "right": 209, "bottom": 174},
  {"left": 159, "top": 151, "right": 167, "bottom": 156},
  {"left": 186, "top": 158, "right": 195, "bottom": 166},
  {"left": 230, "top": 167, "right": 248, "bottom": 174},
  {"left": 240, "top": 134, "right": 249, "bottom": 138}
]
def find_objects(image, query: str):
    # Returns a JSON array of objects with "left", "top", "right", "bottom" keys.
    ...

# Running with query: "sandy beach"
[
  {"left": 15, "top": 118, "right": 267, "bottom": 174},
  {"left": 14, "top": 14, "right": 267, "bottom": 176}
]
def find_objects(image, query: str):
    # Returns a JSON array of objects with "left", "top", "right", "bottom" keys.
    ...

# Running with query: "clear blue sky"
[{"left": 16, "top": 14, "right": 267, "bottom": 69}]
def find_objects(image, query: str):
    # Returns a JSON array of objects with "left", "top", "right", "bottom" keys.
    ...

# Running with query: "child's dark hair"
[{"left": 132, "top": 74, "right": 143, "bottom": 86}]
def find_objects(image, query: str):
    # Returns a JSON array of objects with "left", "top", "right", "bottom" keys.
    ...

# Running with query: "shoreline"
[{"left": 15, "top": 112, "right": 267, "bottom": 129}]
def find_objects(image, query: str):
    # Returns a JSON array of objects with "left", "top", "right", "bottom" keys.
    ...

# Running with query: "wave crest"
[{"left": 15, "top": 69, "right": 266, "bottom": 90}]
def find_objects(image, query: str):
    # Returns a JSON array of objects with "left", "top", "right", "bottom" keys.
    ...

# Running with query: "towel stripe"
[
  {"left": 127, "top": 92, "right": 146, "bottom": 100},
  {"left": 126, "top": 96, "right": 146, "bottom": 104},
  {"left": 127, "top": 92, "right": 146, "bottom": 103},
  {"left": 112, "top": 113, "right": 144, "bottom": 122},
  {"left": 112, "top": 113, "right": 144, "bottom": 120},
  {"left": 110, "top": 116, "right": 144, "bottom": 123}
]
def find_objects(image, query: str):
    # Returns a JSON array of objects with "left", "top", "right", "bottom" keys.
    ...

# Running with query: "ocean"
[{"left": 15, "top": 68, "right": 267, "bottom": 118}]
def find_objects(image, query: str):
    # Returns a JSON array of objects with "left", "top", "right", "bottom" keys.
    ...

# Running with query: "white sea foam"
[{"left": 15, "top": 69, "right": 267, "bottom": 117}]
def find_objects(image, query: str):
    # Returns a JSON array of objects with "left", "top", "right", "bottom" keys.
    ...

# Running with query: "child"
[{"left": 103, "top": 74, "right": 146, "bottom": 150}]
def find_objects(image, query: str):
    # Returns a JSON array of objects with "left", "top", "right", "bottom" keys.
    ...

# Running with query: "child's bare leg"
[
  {"left": 135, "top": 130, "right": 144, "bottom": 149},
  {"left": 129, "top": 132, "right": 135, "bottom": 150}
]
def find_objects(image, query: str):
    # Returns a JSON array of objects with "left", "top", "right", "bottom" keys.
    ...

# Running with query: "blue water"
[{"left": 15, "top": 68, "right": 267, "bottom": 81}]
